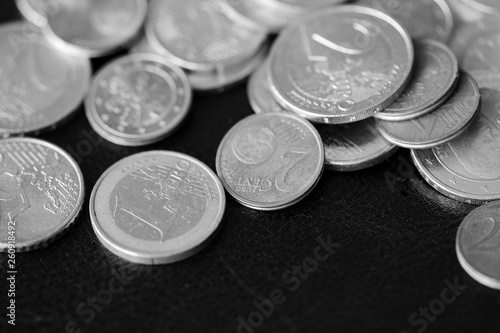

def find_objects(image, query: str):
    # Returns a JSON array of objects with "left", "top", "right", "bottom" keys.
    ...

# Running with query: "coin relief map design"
[
  {"left": 457, "top": 201, "right": 500, "bottom": 289},
  {"left": 269, "top": 6, "right": 413, "bottom": 124},
  {"left": 0, "top": 139, "right": 84, "bottom": 251},
  {"left": 217, "top": 113, "right": 324, "bottom": 209},
  {"left": 0, "top": 23, "right": 90, "bottom": 137}
]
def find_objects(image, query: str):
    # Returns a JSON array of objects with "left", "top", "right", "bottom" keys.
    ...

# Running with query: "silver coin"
[
  {"left": 456, "top": 201, "right": 500, "bottom": 290},
  {"left": 15, "top": 0, "right": 48, "bottom": 26},
  {"left": 375, "top": 39, "right": 460, "bottom": 122},
  {"left": 146, "top": 0, "right": 267, "bottom": 72},
  {"left": 248, "top": 60, "right": 285, "bottom": 114},
  {"left": 42, "top": 0, "right": 147, "bottom": 57},
  {"left": 318, "top": 118, "right": 398, "bottom": 171},
  {"left": 216, "top": 113, "right": 324, "bottom": 210},
  {"left": 377, "top": 72, "right": 480, "bottom": 149},
  {"left": 90, "top": 151, "right": 226, "bottom": 264},
  {"left": 461, "top": 0, "right": 500, "bottom": 15},
  {"left": 86, "top": 54, "right": 192, "bottom": 146},
  {"left": 411, "top": 88, "right": 500, "bottom": 204},
  {"left": 359, "top": 0, "right": 454, "bottom": 42},
  {"left": 269, "top": 5, "right": 414, "bottom": 124},
  {"left": 451, "top": 21, "right": 500, "bottom": 89},
  {"left": 0, "top": 138, "right": 84, "bottom": 252},
  {"left": 0, "top": 22, "right": 91, "bottom": 138},
  {"left": 447, "top": 0, "right": 485, "bottom": 25}
]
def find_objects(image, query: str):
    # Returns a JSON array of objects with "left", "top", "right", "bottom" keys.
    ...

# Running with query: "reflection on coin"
[
  {"left": 43, "top": 0, "right": 147, "bottom": 57},
  {"left": 269, "top": 5, "right": 414, "bottom": 124},
  {"left": 0, "top": 22, "right": 91, "bottom": 138},
  {"left": 15, "top": 0, "right": 48, "bottom": 26},
  {"left": 359, "top": 0, "right": 453, "bottom": 42},
  {"left": 216, "top": 113, "right": 324, "bottom": 210},
  {"left": 90, "top": 151, "right": 225, "bottom": 264},
  {"left": 377, "top": 72, "right": 480, "bottom": 149},
  {"left": 451, "top": 21, "right": 500, "bottom": 89},
  {"left": 411, "top": 88, "right": 500, "bottom": 204},
  {"left": 318, "top": 118, "right": 398, "bottom": 171},
  {"left": 461, "top": 0, "right": 500, "bottom": 15},
  {"left": 0, "top": 138, "right": 84, "bottom": 252},
  {"left": 86, "top": 54, "right": 192, "bottom": 146},
  {"left": 146, "top": 0, "right": 267, "bottom": 72},
  {"left": 375, "top": 40, "right": 459, "bottom": 121},
  {"left": 457, "top": 201, "right": 500, "bottom": 289},
  {"left": 248, "top": 61, "right": 285, "bottom": 114}
]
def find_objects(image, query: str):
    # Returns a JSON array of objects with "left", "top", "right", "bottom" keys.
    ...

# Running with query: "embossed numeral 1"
[{"left": 275, "top": 148, "right": 310, "bottom": 193}]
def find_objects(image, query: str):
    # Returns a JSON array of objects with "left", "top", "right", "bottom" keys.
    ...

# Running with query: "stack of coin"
[{"left": 130, "top": 0, "right": 269, "bottom": 91}]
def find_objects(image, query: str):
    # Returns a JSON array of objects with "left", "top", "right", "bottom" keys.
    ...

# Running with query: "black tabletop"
[{"left": 1, "top": 1, "right": 499, "bottom": 332}]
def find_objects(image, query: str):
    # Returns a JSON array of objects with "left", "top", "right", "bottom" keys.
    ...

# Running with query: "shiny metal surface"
[
  {"left": 269, "top": 5, "right": 414, "bottom": 124},
  {"left": 216, "top": 113, "right": 324, "bottom": 210},
  {"left": 86, "top": 54, "right": 192, "bottom": 146},
  {"left": 0, "top": 138, "right": 84, "bottom": 252},
  {"left": 377, "top": 72, "right": 480, "bottom": 149},
  {"left": 456, "top": 201, "right": 500, "bottom": 289},
  {"left": 0, "top": 22, "right": 91, "bottom": 138},
  {"left": 43, "top": 0, "right": 147, "bottom": 57},
  {"left": 15, "top": 0, "right": 48, "bottom": 26},
  {"left": 375, "top": 39, "right": 459, "bottom": 122},
  {"left": 248, "top": 60, "right": 285, "bottom": 114},
  {"left": 90, "top": 151, "right": 226, "bottom": 265}
]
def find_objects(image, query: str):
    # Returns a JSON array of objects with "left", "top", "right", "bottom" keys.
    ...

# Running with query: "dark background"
[{"left": 1, "top": 1, "right": 499, "bottom": 332}]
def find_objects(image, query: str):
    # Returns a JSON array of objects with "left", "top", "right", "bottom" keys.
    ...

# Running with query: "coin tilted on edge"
[
  {"left": 359, "top": 0, "right": 454, "bottom": 42},
  {"left": 248, "top": 61, "right": 285, "bottom": 114},
  {"left": 216, "top": 113, "right": 325, "bottom": 210},
  {"left": 0, "top": 138, "right": 84, "bottom": 252},
  {"left": 377, "top": 72, "right": 480, "bottom": 149},
  {"left": 268, "top": 5, "right": 414, "bottom": 124},
  {"left": 411, "top": 88, "right": 500, "bottom": 204},
  {"left": 90, "top": 151, "right": 226, "bottom": 265},
  {"left": 457, "top": 201, "right": 500, "bottom": 290},
  {"left": 317, "top": 119, "right": 398, "bottom": 172},
  {"left": 375, "top": 39, "right": 460, "bottom": 122},
  {"left": 0, "top": 22, "right": 91, "bottom": 138},
  {"left": 86, "top": 54, "right": 192, "bottom": 146},
  {"left": 42, "top": 0, "right": 147, "bottom": 57}
]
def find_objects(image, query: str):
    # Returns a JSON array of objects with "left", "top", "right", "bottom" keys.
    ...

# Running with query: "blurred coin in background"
[
  {"left": 0, "top": 22, "right": 91, "bottom": 138},
  {"left": 248, "top": 60, "right": 285, "bottom": 114}
]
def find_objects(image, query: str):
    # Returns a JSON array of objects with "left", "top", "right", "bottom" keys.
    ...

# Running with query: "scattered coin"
[
  {"left": 90, "top": 151, "right": 226, "bottom": 264},
  {"left": 0, "top": 138, "right": 84, "bottom": 252},
  {"left": 375, "top": 39, "right": 460, "bottom": 122},
  {"left": 456, "top": 201, "right": 500, "bottom": 290},
  {"left": 377, "top": 72, "right": 480, "bottom": 149},
  {"left": 248, "top": 60, "right": 285, "bottom": 114},
  {"left": 86, "top": 54, "right": 192, "bottom": 146},
  {"left": 359, "top": 0, "right": 453, "bottom": 42},
  {"left": 411, "top": 88, "right": 500, "bottom": 204},
  {"left": 318, "top": 118, "right": 398, "bottom": 171},
  {"left": 268, "top": 5, "right": 414, "bottom": 124},
  {"left": 42, "top": 0, "right": 147, "bottom": 57},
  {"left": 0, "top": 22, "right": 91, "bottom": 138},
  {"left": 146, "top": 0, "right": 267, "bottom": 72},
  {"left": 216, "top": 113, "right": 324, "bottom": 210}
]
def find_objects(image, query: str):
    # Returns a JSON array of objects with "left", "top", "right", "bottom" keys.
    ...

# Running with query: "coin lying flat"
[
  {"left": 0, "top": 22, "right": 91, "bottom": 138},
  {"left": 377, "top": 72, "right": 480, "bottom": 149},
  {"left": 269, "top": 5, "right": 414, "bottom": 124},
  {"left": 451, "top": 21, "right": 500, "bottom": 89},
  {"left": 15, "top": 0, "right": 48, "bottom": 26},
  {"left": 86, "top": 54, "right": 192, "bottom": 146},
  {"left": 318, "top": 119, "right": 398, "bottom": 172},
  {"left": 216, "top": 113, "right": 324, "bottom": 210},
  {"left": 359, "top": 0, "right": 453, "bottom": 42},
  {"left": 90, "top": 151, "right": 225, "bottom": 265},
  {"left": 0, "top": 138, "right": 84, "bottom": 252},
  {"left": 375, "top": 39, "right": 460, "bottom": 122},
  {"left": 248, "top": 61, "right": 285, "bottom": 114},
  {"left": 146, "top": 0, "right": 267, "bottom": 72},
  {"left": 42, "top": 0, "right": 147, "bottom": 57},
  {"left": 411, "top": 88, "right": 500, "bottom": 204},
  {"left": 456, "top": 201, "right": 500, "bottom": 290}
]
